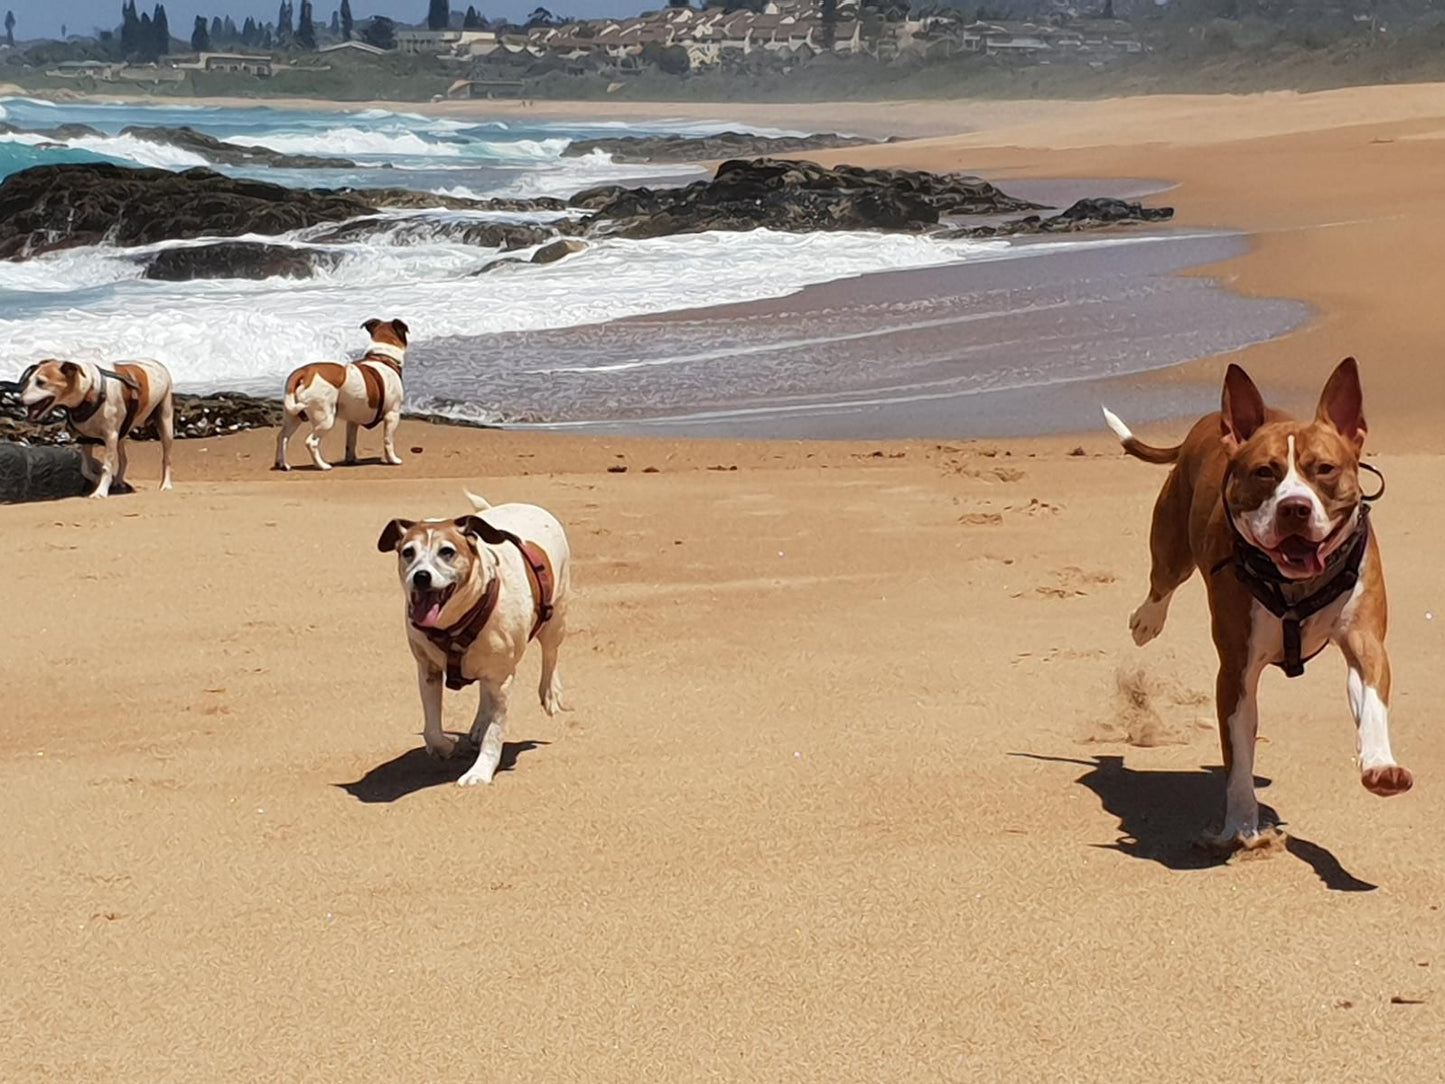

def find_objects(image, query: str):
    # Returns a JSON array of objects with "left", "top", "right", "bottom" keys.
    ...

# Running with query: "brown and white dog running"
[
  {"left": 377, "top": 490, "right": 571, "bottom": 787},
  {"left": 274, "top": 318, "right": 408, "bottom": 472},
  {"left": 1104, "top": 358, "right": 1411, "bottom": 851},
  {"left": 16, "top": 358, "right": 175, "bottom": 498}
]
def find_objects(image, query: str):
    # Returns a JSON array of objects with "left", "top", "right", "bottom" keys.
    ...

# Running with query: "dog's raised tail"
[
  {"left": 1102, "top": 406, "right": 1181, "bottom": 465},
  {"left": 464, "top": 489, "right": 492, "bottom": 512}
]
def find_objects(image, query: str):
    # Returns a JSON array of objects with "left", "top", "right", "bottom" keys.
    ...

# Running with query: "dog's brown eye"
[
  {"left": 401, "top": 545, "right": 416, "bottom": 561},
  {"left": 1316, "top": 463, "right": 1337, "bottom": 476},
  {"left": 1252, "top": 465, "right": 1276, "bottom": 480},
  {"left": 438, "top": 546, "right": 457, "bottom": 560}
]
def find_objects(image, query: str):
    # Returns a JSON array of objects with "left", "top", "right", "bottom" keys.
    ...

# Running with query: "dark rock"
[
  {"left": 120, "top": 125, "right": 357, "bottom": 170},
  {"left": 346, "top": 187, "right": 569, "bottom": 214},
  {"left": 531, "top": 238, "right": 586, "bottom": 264},
  {"left": 309, "top": 215, "right": 553, "bottom": 251},
  {"left": 0, "top": 121, "right": 105, "bottom": 140},
  {"left": 468, "top": 257, "right": 528, "bottom": 276},
  {"left": 563, "top": 131, "right": 880, "bottom": 164},
  {"left": 939, "top": 198, "right": 1175, "bottom": 240},
  {"left": 0, "top": 163, "right": 374, "bottom": 260},
  {"left": 142, "top": 242, "right": 343, "bottom": 281},
  {"left": 581, "top": 157, "right": 1042, "bottom": 240},
  {"left": 0, "top": 442, "right": 90, "bottom": 503}
]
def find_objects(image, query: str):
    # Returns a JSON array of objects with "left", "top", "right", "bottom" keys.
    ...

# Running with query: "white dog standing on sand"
[
  {"left": 15, "top": 358, "right": 176, "bottom": 498},
  {"left": 377, "top": 491, "right": 572, "bottom": 787},
  {"left": 275, "top": 318, "right": 408, "bottom": 472}
]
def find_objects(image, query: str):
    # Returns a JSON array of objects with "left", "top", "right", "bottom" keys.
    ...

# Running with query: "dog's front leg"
[
  {"left": 88, "top": 434, "right": 120, "bottom": 498},
  {"left": 458, "top": 681, "right": 508, "bottom": 786},
  {"left": 381, "top": 411, "right": 403, "bottom": 466},
  {"left": 1339, "top": 620, "right": 1413, "bottom": 797},
  {"left": 417, "top": 659, "right": 456, "bottom": 760},
  {"left": 1205, "top": 653, "right": 1269, "bottom": 852}
]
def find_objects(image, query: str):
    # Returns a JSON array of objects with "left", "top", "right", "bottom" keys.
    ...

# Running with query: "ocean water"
[{"left": 0, "top": 97, "right": 1306, "bottom": 434}]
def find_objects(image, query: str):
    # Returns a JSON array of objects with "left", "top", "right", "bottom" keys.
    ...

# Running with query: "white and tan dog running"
[
  {"left": 15, "top": 358, "right": 175, "bottom": 498},
  {"left": 377, "top": 491, "right": 571, "bottom": 787},
  {"left": 275, "top": 317, "right": 408, "bottom": 472},
  {"left": 1104, "top": 358, "right": 1411, "bottom": 851}
]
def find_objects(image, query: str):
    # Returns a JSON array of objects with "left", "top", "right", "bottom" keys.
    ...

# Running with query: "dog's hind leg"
[
  {"left": 536, "top": 614, "right": 566, "bottom": 716},
  {"left": 304, "top": 408, "right": 336, "bottom": 472},
  {"left": 1130, "top": 468, "right": 1194, "bottom": 646},
  {"left": 460, "top": 680, "right": 509, "bottom": 786},
  {"left": 157, "top": 394, "right": 175, "bottom": 490},
  {"left": 381, "top": 410, "right": 403, "bottom": 466},
  {"left": 343, "top": 421, "right": 360, "bottom": 466},
  {"left": 274, "top": 410, "right": 301, "bottom": 471}
]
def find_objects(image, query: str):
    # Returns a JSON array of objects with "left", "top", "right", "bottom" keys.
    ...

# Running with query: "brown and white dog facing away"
[
  {"left": 1104, "top": 358, "right": 1411, "bottom": 851},
  {"left": 274, "top": 318, "right": 408, "bottom": 472},
  {"left": 377, "top": 490, "right": 571, "bottom": 787},
  {"left": 16, "top": 358, "right": 175, "bottom": 498}
]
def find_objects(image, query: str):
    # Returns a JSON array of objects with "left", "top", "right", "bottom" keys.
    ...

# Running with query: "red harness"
[{"left": 359, "top": 352, "right": 403, "bottom": 430}]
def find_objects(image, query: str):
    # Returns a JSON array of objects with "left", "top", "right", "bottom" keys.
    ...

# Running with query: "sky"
[{"left": 5, "top": 0, "right": 646, "bottom": 39}]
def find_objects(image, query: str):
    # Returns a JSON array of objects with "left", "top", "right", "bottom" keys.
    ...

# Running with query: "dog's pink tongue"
[{"left": 416, "top": 601, "right": 442, "bottom": 628}]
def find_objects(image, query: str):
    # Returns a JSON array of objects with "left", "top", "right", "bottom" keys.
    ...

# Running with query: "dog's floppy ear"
[
  {"left": 1315, "top": 356, "right": 1366, "bottom": 451},
  {"left": 391, "top": 318, "right": 409, "bottom": 343},
  {"left": 58, "top": 360, "right": 83, "bottom": 382},
  {"left": 361, "top": 318, "right": 381, "bottom": 336},
  {"left": 455, "top": 514, "right": 508, "bottom": 547},
  {"left": 376, "top": 518, "right": 415, "bottom": 553},
  {"left": 1220, "top": 363, "right": 1267, "bottom": 450}
]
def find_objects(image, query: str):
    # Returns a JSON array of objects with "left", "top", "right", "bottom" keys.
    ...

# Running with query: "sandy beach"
[{"left": 5, "top": 86, "right": 1445, "bottom": 1079}]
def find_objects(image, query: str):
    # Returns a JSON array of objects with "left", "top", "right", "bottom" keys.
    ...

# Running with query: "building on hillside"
[
  {"left": 173, "top": 51, "right": 275, "bottom": 75},
  {"left": 318, "top": 40, "right": 388, "bottom": 56},
  {"left": 395, "top": 28, "right": 463, "bottom": 55}
]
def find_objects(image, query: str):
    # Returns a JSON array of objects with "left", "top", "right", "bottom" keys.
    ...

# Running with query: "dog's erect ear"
[
  {"left": 391, "top": 319, "right": 409, "bottom": 343},
  {"left": 376, "top": 518, "right": 415, "bottom": 553},
  {"left": 361, "top": 318, "right": 381, "bottom": 337},
  {"left": 1316, "top": 356, "right": 1367, "bottom": 451},
  {"left": 1220, "top": 363, "right": 1267, "bottom": 450}
]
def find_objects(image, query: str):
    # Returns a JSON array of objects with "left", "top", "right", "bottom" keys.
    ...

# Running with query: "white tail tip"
[
  {"left": 1101, "top": 406, "right": 1134, "bottom": 444},
  {"left": 464, "top": 488, "right": 491, "bottom": 511}
]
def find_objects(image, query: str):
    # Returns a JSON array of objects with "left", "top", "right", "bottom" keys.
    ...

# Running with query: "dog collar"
[
  {"left": 1211, "top": 462, "right": 1382, "bottom": 678},
  {"left": 362, "top": 342, "right": 406, "bottom": 366},
  {"left": 67, "top": 366, "right": 141, "bottom": 432}
]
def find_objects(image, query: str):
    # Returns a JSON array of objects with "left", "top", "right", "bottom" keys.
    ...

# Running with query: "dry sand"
[{"left": 5, "top": 87, "right": 1445, "bottom": 1079}]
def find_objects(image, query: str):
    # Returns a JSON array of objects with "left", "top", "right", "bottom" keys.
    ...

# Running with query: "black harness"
[{"left": 1211, "top": 462, "right": 1385, "bottom": 678}]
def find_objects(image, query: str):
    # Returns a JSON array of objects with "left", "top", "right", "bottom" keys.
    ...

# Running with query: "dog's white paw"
[
  {"left": 160, "top": 481, "right": 174, "bottom": 492},
  {"left": 384, "top": 455, "right": 403, "bottom": 466},
  {"left": 456, "top": 765, "right": 495, "bottom": 787},
  {"left": 1128, "top": 596, "right": 1170, "bottom": 646}
]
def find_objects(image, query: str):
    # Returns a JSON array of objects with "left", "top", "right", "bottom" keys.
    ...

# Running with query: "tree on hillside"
[
  {"left": 210, "top": 15, "right": 223, "bottom": 42},
  {"left": 340, "top": 0, "right": 353, "bottom": 40},
  {"left": 297, "top": 0, "right": 316, "bottom": 48},
  {"left": 329, "top": 9, "right": 340, "bottom": 34},
  {"left": 120, "top": 1, "right": 139, "bottom": 55},
  {"left": 3, "top": 10, "right": 13, "bottom": 47},
  {"left": 820, "top": 0, "right": 837, "bottom": 47},
  {"left": 223, "top": 15, "right": 236, "bottom": 40},
  {"left": 462, "top": 6, "right": 483, "bottom": 29},
  {"left": 427, "top": 0, "right": 449, "bottom": 31},
  {"left": 191, "top": 15, "right": 210, "bottom": 50},
  {"left": 668, "top": 0, "right": 690, "bottom": 8},
  {"left": 277, "top": 0, "right": 293, "bottom": 44},
  {"left": 525, "top": 7, "right": 556, "bottom": 27},
  {"left": 152, "top": 4, "right": 170, "bottom": 55},
  {"left": 138, "top": 10, "right": 153, "bottom": 57},
  {"left": 361, "top": 14, "right": 395, "bottom": 48},
  {"left": 241, "top": 15, "right": 256, "bottom": 44}
]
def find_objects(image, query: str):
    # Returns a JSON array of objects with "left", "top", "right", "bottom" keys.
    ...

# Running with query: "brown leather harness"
[
  {"left": 68, "top": 367, "right": 143, "bottom": 441},
  {"left": 1210, "top": 462, "right": 1384, "bottom": 678},
  {"left": 359, "top": 352, "right": 403, "bottom": 430},
  {"left": 417, "top": 520, "right": 557, "bottom": 691}
]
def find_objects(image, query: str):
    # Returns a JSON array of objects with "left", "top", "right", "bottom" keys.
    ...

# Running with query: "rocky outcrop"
[
  {"left": 120, "top": 125, "right": 358, "bottom": 170},
  {"left": 346, "top": 188, "right": 570, "bottom": 214},
  {"left": 531, "top": 238, "right": 586, "bottom": 264},
  {"left": 0, "top": 121, "right": 105, "bottom": 140},
  {"left": 142, "top": 242, "right": 343, "bottom": 282},
  {"left": 0, "top": 443, "right": 90, "bottom": 504},
  {"left": 0, "top": 164, "right": 374, "bottom": 260},
  {"left": 575, "top": 157, "right": 1044, "bottom": 240},
  {"left": 562, "top": 131, "right": 881, "bottom": 164},
  {"left": 941, "top": 197, "right": 1175, "bottom": 239}
]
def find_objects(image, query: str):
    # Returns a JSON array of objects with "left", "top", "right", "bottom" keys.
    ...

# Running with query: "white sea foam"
[
  {"left": 0, "top": 228, "right": 1012, "bottom": 392},
  {"left": 0, "top": 129, "right": 211, "bottom": 169}
]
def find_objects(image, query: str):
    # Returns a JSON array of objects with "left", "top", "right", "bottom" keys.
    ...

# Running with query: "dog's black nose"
[
  {"left": 412, "top": 569, "right": 432, "bottom": 590},
  {"left": 1278, "top": 496, "right": 1313, "bottom": 523}
]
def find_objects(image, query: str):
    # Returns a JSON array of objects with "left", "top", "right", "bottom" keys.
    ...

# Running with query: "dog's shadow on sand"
[
  {"left": 337, "top": 740, "right": 549, "bottom": 803},
  {"left": 1014, "top": 753, "right": 1377, "bottom": 892}
]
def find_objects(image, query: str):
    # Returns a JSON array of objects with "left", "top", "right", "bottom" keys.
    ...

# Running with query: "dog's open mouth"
[
  {"left": 409, "top": 583, "right": 455, "bottom": 629},
  {"left": 1268, "top": 534, "right": 1325, "bottom": 577},
  {"left": 25, "top": 395, "right": 55, "bottom": 422}
]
